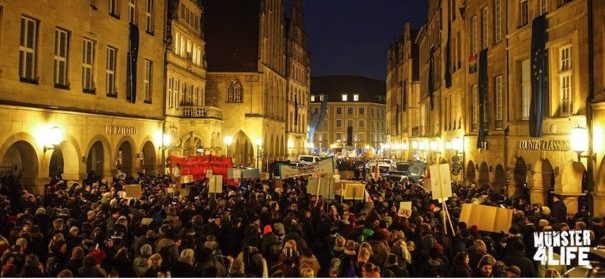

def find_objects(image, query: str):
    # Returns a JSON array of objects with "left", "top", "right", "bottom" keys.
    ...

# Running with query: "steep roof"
[{"left": 310, "top": 75, "right": 386, "bottom": 104}]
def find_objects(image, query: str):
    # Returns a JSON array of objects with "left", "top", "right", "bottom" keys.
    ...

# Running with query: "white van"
[{"left": 298, "top": 155, "right": 321, "bottom": 165}]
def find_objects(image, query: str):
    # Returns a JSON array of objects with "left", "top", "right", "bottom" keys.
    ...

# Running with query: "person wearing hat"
[
  {"left": 172, "top": 248, "right": 197, "bottom": 277},
  {"left": 260, "top": 224, "right": 282, "bottom": 264},
  {"left": 199, "top": 235, "right": 227, "bottom": 277},
  {"left": 78, "top": 255, "right": 106, "bottom": 277}
]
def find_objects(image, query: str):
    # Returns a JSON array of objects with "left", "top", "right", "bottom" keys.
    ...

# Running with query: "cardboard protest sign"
[
  {"left": 279, "top": 157, "right": 335, "bottom": 179},
  {"left": 307, "top": 177, "right": 336, "bottom": 199},
  {"left": 459, "top": 203, "right": 474, "bottom": 225},
  {"left": 179, "top": 188, "right": 189, "bottom": 197},
  {"left": 208, "top": 175, "right": 223, "bottom": 194},
  {"left": 343, "top": 183, "right": 365, "bottom": 200},
  {"left": 493, "top": 207, "right": 515, "bottom": 233},
  {"left": 260, "top": 172, "right": 270, "bottom": 180},
  {"left": 428, "top": 164, "right": 453, "bottom": 200},
  {"left": 228, "top": 168, "right": 242, "bottom": 179},
  {"left": 459, "top": 203, "right": 514, "bottom": 233},
  {"left": 206, "top": 170, "right": 213, "bottom": 177},
  {"left": 179, "top": 175, "right": 193, "bottom": 185},
  {"left": 398, "top": 201, "right": 413, "bottom": 217},
  {"left": 124, "top": 184, "right": 142, "bottom": 198}
]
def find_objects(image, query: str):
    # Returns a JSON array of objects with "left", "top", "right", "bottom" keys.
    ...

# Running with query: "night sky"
[{"left": 304, "top": 0, "right": 428, "bottom": 80}]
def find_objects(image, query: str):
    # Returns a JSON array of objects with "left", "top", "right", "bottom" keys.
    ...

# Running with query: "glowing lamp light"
[
  {"left": 570, "top": 126, "right": 588, "bottom": 153},
  {"left": 41, "top": 125, "right": 64, "bottom": 151},
  {"left": 287, "top": 140, "right": 294, "bottom": 149},
  {"left": 430, "top": 140, "right": 438, "bottom": 151},
  {"left": 224, "top": 136, "right": 233, "bottom": 146},
  {"left": 254, "top": 137, "right": 262, "bottom": 146},
  {"left": 445, "top": 141, "right": 452, "bottom": 150},
  {"left": 402, "top": 142, "right": 409, "bottom": 150},
  {"left": 154, "top": 132, "right": 172, "bottom": 149},
  {"left": 451, "top": 137, "right": 464, "bottom": 152},
  {"left": 419, "top": 140, "right": 428, "bottom": 151},
  {"left": 304, "top": 142, "right": 314, "bottom": 149},
  {"left": 412, "top": 141, "right": 419, "bottom": 149}
]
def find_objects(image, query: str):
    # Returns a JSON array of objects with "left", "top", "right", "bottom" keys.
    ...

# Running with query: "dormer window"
[
  {"left": 353, "top": 94, "right": 359, "bottom": 101},
  {"left": 311, "top": 95, "right": 315, "bottom": 102},
  {"left": 342, "top": 94, "right": 348, "bottom": 101}
]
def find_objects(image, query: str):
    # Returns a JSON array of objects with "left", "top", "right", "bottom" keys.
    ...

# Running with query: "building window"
[
  {"left": 145, "top": 0, "right": 153, "bottom": 33},
  {"left": 54, "top": 28, "right": 70, "bottom": 87},
  {"left": 560, "top": 45, "right": 572, "bottom": 115},
  {"left": 456, "top": 31, "right": 462, "bottom": 69},
  {"left": 353, "top": 94, "right": 359, "bottom": 101},
  {"left": 226, "top": 79, "right": 243, "bottom": 103},
  {"left": 520, "top": 0, "right": 528, "bottom": 27},
  {"left": 128, "top": 0, "right": 136, "bottom": 24},
  {"left": 472, "top": 84, "right": 479, "bottom": 131},
  {"left": 540, "top": 0, "right": 548, "bottom": 15},
  {"left": 342, "top": 94, "right": 348, "bottom": 101},
  {"left": 521, "top": 59, "right": 531, "bottom": 120},
  {"left": 82, "top": 38, "right": 95, "bottom": 92},
  {"left": 167, "top": 77, "right": 174, "bottom": 108},
  {"left": 336, "top": 133, "right": 342, "bottom": 141},
  {"left": 495, "top": 75, "right": 503, "bottom": 129},
  {"left": 348, "top": 120, "right": 353, "bottom": 127},
  {"left": 106, "top": 46, "right": 117, "bottom": 96},
  {"left": 19, "top": 16, "right": 38, "bottom": 82},
  {"left": 109, "top": 0, "right": 119, "bottom": 17},
  {"left": 336, "top": 107, "right": 342, "bottom": 115},
  {"left": 347, "top": 107, "right": 353, "bottom": 115},
  {"left": 359, "top": 107, "right": 364, "bottom": 114},
  {"left": 336, "top": 120, "right": 342, "bottom": 127},
  {"left": 494, "top": 0, "right": 502, "bottom": 42},
  {"left": 471, "top": 15, "right": 478, "bottom": 54},
  {"left": 359, "top": 120, "right": 364, "bottom": 128},
  {"left": 310, "top": 95, "right": 315, "bottom": 102},
  {"left": 143, "top": 60, "right": 152, "bottom": 102},
  {"left": 481, "top": 7, "right": 489, "bottom": 49}
]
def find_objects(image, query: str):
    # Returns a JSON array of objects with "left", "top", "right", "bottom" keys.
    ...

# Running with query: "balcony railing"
[{"left": 177, "top": 106, "right": 223, "bottom": 120}]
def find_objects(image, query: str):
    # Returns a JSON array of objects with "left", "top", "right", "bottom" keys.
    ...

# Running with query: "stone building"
[
  {"left": 310, "top": 76, "right": 387, "bottom": 156},
  {"left": 0, "top": 0, "right": 166, "bottom": 193},
  {"left": 285, "top": 0, "right": 311, "bottom": 160},
  {"left": 388, "top": 0, "right": 605, "bottom": 215},
  {"left": 386, "top": 23, "right": 419, "bottom": 161},
  {"left": 164, "top": 0, "right": 223, "bottom": 158},
  {"left": 203, "top": 0, "right": 310, "bottom": 167}
]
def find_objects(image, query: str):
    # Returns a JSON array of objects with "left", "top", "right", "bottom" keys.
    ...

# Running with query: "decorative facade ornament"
[{"left": 227, "top": 79, "right": 243, "bottom": 103}]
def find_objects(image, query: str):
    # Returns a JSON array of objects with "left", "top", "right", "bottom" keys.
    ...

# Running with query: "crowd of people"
[{"left": 0, "top": 159, "right": 603, "bottom": 278}]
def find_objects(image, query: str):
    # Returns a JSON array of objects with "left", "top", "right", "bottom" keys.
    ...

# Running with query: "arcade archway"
[
  {"left": 478, "top": 162, "right": 489, "bottom": 187},
  {"left": 493, "top": 165, "right": 506, "bottom": 194},
  {"left": 86, "top": 141, "right": 105, "bottom": 177},
  {"left": 141, "top": 141, "right": 157, "bottom": 175},
  {"left": 116, "top": 141, "right": 134, "bottom": 176},
  {"left": 0, "top": 141, "right": 38, "bottom": 188}
]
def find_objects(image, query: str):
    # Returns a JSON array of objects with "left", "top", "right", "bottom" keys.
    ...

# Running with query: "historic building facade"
[
  {"left": 386, "top": 23, "right": 419, "bottom": 161},
  {"left": 310, "top": 76, "right": 387, "bottom": 156},
  {"left": 0, "top": 0, "right": 166, "bottom": 193},
  {"left": 164, "top": 0, "right": 223, "bottom": 158},
  {"left": 204, "top": 0, "right": 310, "bottom": 167},
  {"left": 285, "top": 0, "right": 311, "bottom": 160},
  {"left": 388, "top": 0, "right": 605, "bottom": 214}
]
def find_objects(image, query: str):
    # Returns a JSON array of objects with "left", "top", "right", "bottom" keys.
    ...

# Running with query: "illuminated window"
[
  {"left": 311, "top": 95, "right": 315, "bottom": 102},
  {"left": 144, "top": 59, "right": 152, "bottom": 102},
  {"left": 129, "top": 0, "right": 136, "bottom": 24},
  {"left": 495, "top": 75, "right": 503, "bottom": 128},
  {"left": 342, "top": 94, "right": 348, "bottom": 101},
  {"left": 353, "top": 94, "right": 359, "bottom": 101},
  {"left": 82, "top": 38, "right": 95, "bottom": 92},
  {"left": 494, "top": 0, "right": 502, "bottom": 42},
  {"left": 521, "top": 59, "right": 530, "bottom": 120},
  {"left": 54, "top": 28, "right": 70, "bottom": 87},
  {"left": 106, "top": 46, "right": 117, "bottom": 96},
  {"left": 109, "top": 0, "right": 119, "bottom": 17},
  {"left": 481, "top": 7, "right": 488, "bottom": 49},
  {"left": 145, "top": 0, "right": 153, "bottom": 33},
  {"left": 19, "top": 16, "right": 38, "bottom": 82},
  {"left": 560, "top": 45, "right": 572, "bottom": 115},
  {"left": 227, "top": 79, "right": 243, "bottom": 103}
]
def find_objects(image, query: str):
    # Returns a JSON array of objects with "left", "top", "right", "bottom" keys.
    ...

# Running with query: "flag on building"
[{"left": 530, "top": 15, "right": 549, "bottom": 138}]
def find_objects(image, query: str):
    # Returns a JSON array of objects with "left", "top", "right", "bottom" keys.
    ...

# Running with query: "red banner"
[{"left": 168, "top": 155, "right": 233, "bottom": 182}]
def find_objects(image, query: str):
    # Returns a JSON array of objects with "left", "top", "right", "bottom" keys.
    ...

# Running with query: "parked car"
[{"left": 297, "top": 155, "right": 321, "bottom": 166}]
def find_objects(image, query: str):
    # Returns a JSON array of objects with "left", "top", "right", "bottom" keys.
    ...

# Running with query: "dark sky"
[{"left": 304, "top": 0, "right": 428, "bottom": 80}]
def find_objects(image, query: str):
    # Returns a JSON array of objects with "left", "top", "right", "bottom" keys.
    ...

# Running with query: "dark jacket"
[{"left": 504, "top": 253, "right": 537, "bottom": 278}]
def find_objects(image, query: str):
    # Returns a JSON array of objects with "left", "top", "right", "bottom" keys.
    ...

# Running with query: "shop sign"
[
  {"left": 518, "top": 139, "right": 569, "bottom": 151},
  {"left": 105, "top": 125, "right": 138, "bottom": 136}
]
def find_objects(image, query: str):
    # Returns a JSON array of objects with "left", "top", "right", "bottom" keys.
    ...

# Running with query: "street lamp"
[
  {"left": 254, "top": 137, "right": 262, "bottom": 170},
  {"left": 42, "top": 125, "right": 64, "bottom": 152},
  {"left": 224, "top": 136, "right": 233, "bottom": 157},
  {"left": 154, "top": 131, "right": 172, "bottom": 175},
  {"left": 570, "top": 126, "right": 594, "bottom": 162}
]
